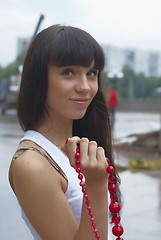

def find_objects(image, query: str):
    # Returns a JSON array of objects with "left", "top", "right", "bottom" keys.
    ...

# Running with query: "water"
[
  {"left": 120, "top": 170, "right": 161, "bottom": 240},
  {"left": 0, "top": 112, "right": 161, "bottom": 239}
]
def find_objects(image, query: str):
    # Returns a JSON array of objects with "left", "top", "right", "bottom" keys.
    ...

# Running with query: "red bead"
[
  {"left": 110, "top": 193, "right": 117, "bottom": 201},
  {"left": 87, "top": 205, "right": 92, "bottom": 210},
  {"left": 80, "top": 181, "right": 85, "bottom": 187},
  {"left": 75, "top": 152, "right": 80, "bottom": 160},
  {"left": 84, "top": 193, "right": 88, "bottom": 198},
  {"left": 93, "top": 228, "right": 98, "bottom": 233},
  {"left": 109, "top": 183, "right": 117, "bottom": 192},
  {"left": 89, "top": 211, "right": 94, "bottom": 218},
  {"left": 112, "top": 225, "right": 124, "bottom": 236},
  {"left": 107, "top": 166, "right": 114, "bottom": 174},
  {"left": 76, "top": 147, "right": 80, "bottom": 153},
  {"left": 108, "top": 174, "right": 115, "bottom": 183},
  {"left": 112, "top": 214, "right": 121, "bottom": 224},
  {"left": 76, "top": 167, "right": 81, "bottom": 173},
  {"left": 75, "top": 160, "right": 80, "bottom": 166},
  {"left": 90, "top": 216, "right": 94, "bottom": 221},
  {"left": 78, "top": 173, "right": 83, "bottom": 180},
  {"left": 86, "top": 199, "right": 90, "bottom": 204},
  {"left": 109, "top": 202, "right": 121, "bottom": 213}
]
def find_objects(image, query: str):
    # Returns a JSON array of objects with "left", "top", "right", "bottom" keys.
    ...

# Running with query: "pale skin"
[{"left": 12, "top": 63, "right": 109, "bottom": 240}]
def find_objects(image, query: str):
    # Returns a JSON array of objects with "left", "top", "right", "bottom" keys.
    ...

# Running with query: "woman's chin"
[{"left": 73, "top": 112, "right": 86, "bottom": 120}]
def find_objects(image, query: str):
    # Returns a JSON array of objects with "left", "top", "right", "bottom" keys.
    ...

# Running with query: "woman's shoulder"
[
  {"left": 13, "top": 140, "right": 48, "bottom": 168},
  {"left": 10, "top": 141, "right": 66, "bottom": 193},
  {"left": 11, "top": 145, "right": 50, "bottom": 188}
]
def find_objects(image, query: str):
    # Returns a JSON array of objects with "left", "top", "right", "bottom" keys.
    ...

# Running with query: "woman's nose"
[{"left": 75, "top": 76, "right": 90, "bottom": 92}]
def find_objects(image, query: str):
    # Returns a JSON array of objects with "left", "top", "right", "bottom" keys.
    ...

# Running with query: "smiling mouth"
[{"left": 70, "top": 98, "right": 89, "bottom": 104}]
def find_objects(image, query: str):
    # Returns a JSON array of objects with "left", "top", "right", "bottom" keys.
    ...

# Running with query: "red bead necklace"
[{"left": 74, "top": 148, "right": 124, "bottom": 240}]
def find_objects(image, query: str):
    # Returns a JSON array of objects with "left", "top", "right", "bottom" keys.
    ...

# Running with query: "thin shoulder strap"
[{"left": 9, "top": 146, "right": 68, "bottom": 191}]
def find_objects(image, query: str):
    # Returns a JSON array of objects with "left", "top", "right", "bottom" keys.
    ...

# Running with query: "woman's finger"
[
  {"left": 79, "top": 138, "right": 89, "bottom": 166},
  {"left": 96, "top": 146, "right": 108, "bottom": 169},
  {"left": 66, "top": 136, "right": 80, "bottom": 166},
  {"left": 88, "top": 141, "right": 97, "bottom": 165}
]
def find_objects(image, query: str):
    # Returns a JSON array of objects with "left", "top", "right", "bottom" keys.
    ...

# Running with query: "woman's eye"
[
  {"left": 62, "top": 69, "right": 74, "bottom": 76},
  {"left": 87, "top": 70, "right": 98, "bottom": 78}
]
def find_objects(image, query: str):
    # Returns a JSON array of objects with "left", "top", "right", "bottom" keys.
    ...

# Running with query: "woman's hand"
[{"left": 62, "top": 136, "right": 108, "bottom": 186}]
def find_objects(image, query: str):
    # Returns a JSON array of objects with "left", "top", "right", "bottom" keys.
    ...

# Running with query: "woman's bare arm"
[{"left": 12, "top": 138, "right": 108, "bottom": 240}]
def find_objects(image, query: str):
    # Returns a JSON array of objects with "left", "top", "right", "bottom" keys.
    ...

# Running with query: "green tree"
[
  {"left": 117, "top": 66, "right": 135, "bottom": 99},
  {"left": 0, "top": 51, "right": 25, "bottom": 80},
  {"left": 118, "top": 66, "right": 161, "bottom": 99}
]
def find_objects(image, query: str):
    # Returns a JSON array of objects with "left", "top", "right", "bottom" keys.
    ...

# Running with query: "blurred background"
[{"left": 0, "top": 0, "right": 161, "bottom": 239}]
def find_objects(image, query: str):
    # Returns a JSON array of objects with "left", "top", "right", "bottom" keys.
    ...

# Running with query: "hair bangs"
[{"left": 48, "top": 26, "right": 105, "bottom": 70}]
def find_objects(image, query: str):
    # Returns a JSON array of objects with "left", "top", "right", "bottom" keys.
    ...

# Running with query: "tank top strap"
[{"left": 9, "top": 146, "right": 68, "bottom": 192}]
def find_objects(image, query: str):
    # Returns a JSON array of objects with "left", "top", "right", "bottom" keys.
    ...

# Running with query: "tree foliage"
[
  {"left": 104, "top": 65, "right": 161, "bottom": 99},
  {"left": 0, "top": 51, "right": 25, "bottom": 80}
]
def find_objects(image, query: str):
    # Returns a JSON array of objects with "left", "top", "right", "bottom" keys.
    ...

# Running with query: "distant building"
[
  {"left": 17, "top": 38, "right": 161, "bottom": 77},
  {"left": 103, "top": 45, "right": 161, "bottom": 77}
]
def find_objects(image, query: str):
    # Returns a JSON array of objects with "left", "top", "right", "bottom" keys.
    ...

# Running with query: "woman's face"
[{"left": 46, "top": 62, "right": 99, "bottom": 121}]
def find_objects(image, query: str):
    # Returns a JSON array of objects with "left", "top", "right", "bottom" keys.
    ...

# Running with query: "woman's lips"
[{"left": 70, "top": 98, "right": 89, "bottom": 105}]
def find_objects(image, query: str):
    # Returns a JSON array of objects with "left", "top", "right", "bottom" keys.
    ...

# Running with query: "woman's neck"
[{"left": 37, "top": 115, "right": 73, "bottom": 148}]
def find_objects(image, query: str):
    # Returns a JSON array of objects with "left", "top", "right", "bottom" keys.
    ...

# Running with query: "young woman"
[{"left": 9, "top": 24, "right": 122, "bottom": 240}]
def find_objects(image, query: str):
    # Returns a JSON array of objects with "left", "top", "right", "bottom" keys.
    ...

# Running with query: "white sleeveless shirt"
[{"left": 19, "top": 130, "right": 113, "bottom": 240}]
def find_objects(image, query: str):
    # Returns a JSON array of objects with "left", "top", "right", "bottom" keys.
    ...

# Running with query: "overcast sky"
[{"left": 1, "top": 0, "right": 161, "bottom": 66}]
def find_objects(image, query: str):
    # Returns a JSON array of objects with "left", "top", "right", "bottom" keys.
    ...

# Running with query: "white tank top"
[{"left": 19, "top": 130, "right": 113, "bottom": 240}]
